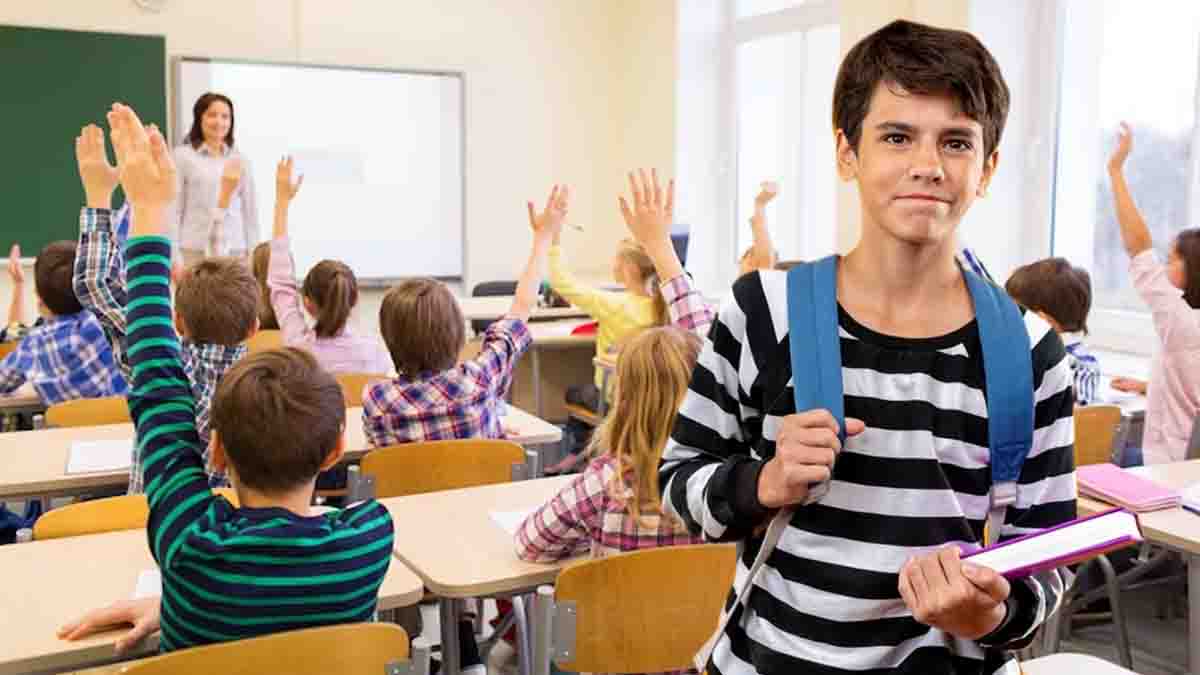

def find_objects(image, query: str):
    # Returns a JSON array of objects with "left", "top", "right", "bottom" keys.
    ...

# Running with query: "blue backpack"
[{"left": 697, "top": 255, "right": 1033, "bottom": 668}]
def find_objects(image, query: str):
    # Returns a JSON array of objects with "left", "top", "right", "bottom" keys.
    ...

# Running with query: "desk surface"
[
  {"left": 457, "top": 296, "right": 587, "bottom": 322},
  {"left": 0, "top": 527, "right": 424, "bottom": 675},
  {"left": 526, "top": 320, "right": 598, "bottom": 348},
  {"left": 382, "top": 475, "right": 576, "bottom": 598},
  {"left": 0, "top": 406, "right": 561, "bottom": 500},
  {"left": 1077, "top": 460, "right": 1200, "bottom": 556}
]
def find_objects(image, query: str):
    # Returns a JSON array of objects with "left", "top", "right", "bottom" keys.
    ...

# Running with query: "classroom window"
[
  {"left": 1052, "top": 0, "right": 1200, "bottom": 315},
  {"left": 736, "top": 0, "right": 809, "bottom": 19}
]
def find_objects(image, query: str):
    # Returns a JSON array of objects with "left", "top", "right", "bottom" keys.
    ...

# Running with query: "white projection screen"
[{"left": 174, "top": 58, "right": 464, "bottom": 280}]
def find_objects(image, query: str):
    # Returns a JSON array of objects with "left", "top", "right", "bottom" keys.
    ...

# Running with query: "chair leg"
[
  {"left": 511, "top": 594, "right": 532, "bottom": 675},
  {"left": 1097, "top": 554, "right": 1134, "bottom": 670}
]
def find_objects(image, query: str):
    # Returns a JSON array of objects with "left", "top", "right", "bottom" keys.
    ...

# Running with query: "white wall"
[{"left": 0, "top": 0, "right": 676, "bottom": 311}]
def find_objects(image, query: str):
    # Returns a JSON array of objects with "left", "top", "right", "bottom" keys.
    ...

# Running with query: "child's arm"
[
  {"left": 746, "top": 181, "right": 778, "bottom": 271},
  {"left": 0, "top": 341, "right": 30, "bottom": 394},
  {"left": 109, "top": 104, "right": 214, "bottom": 564},
  {"left": 1107, "top": 122, "right": 1154, "bottom": 257},
  {"left": 514, "top": 458, "right": 605, "bottom": 562},
  {"left": 620, "top": 169, "right": 715, "bottom": 335},
  {"left": 73, "top": 125, "right": 130, "bottom": 372},
  {"left": 511, "top": 185, "right": 568, "bottom": 321},
  {"left": 7, "top": 245, "right": 25, "bottom": 329},
  {"left": 58, "top": 597, "right": 159, "bottom": 655},
  {"left": 267, "top": 157, "right": 308, "bottom": 345},
  {"left": 239, "top": 158, "right": 260, "bottom": 255},
  {"left": 207, "top": 158, "right": 240, "bottom": 257},
  {"left": 544, "top": 184, "right": 630, "bottom": 321}
]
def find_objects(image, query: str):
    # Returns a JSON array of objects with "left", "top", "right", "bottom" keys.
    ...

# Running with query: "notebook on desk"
[
  {"left": 1077, "top": 463, "right": 1180, "bottom": 512},
  {"left": 964, "top": 508, "right": 1143, "bottom": 579}
]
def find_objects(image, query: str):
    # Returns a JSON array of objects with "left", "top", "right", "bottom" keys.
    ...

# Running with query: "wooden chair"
[
  {"left": 32, "top": 489, "right": 239, "bottom": 540},
  {"left": 0, "top": 341, "right": 16, "bottom": 361},
  {"left": 117, "top": 623, "right": 425, "bottom": 675},
  {"left": 1073, "top": 405, "right": 1123, "bottom": 466},
  {"left": 244, "top": 329, "right": 283, "bottom": 354},
  {"left": 335, "top": 372, "right": 389, "bottom": 408},
  {"left": 45, "top": 395, "right": 131, "bottom": 428},
  {"left": 360, "top": 439, "right": 527, "bottom": 498},
  {"left": 531, "top": 544, "right": 737, "bottom": 675}
]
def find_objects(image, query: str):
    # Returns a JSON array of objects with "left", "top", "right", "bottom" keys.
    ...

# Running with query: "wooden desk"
[
  {"left": 382, "top": 476, "right": 577, "bottom": 675},
  {"left": 521, "top": 321, "right": 596, "bottom": 421},
  {"left": 0, "top": 406, "right": 562, "bottom": 500},
  {"left": 457, "top": 296, "right": 587, "bottom": 323},
  {"left": 0, "top": 527, "right": 424, "bottom": 675},
  {"left": 1078, "top": 460, "right": 1200, "bottom": 674}
]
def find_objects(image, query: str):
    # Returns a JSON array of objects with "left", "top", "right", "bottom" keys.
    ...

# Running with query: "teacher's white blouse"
[{"left": 166, "top": 143, "right": 259, "bottom": 254}]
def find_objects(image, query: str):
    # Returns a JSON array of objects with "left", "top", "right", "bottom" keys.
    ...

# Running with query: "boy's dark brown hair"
[
  {"left": 303, "top": 260, "right": 358, "bottom": 338},
  {"left": 35, "top": 240, "right": 84, "bottom": 316},
  {"left": 1174, "top": 229, "right": 1200, "bottom": 309},
  {"left": 379, "top": 278, "right": 465, "bottom": 375},
  {"left": 1005, "top": 258, "right": 1092, "bottom": 334},
  {"left": 833, "top": 19, "right": 1010, "bottom": 159},
  {"left": 174, "top": 257, "right": 259, "bottom": 345},
  {"left": 211, "top": 347, "right": 345, "bottom": 494},
  {"left": 251, "top": 242, "right": 280, "bottom": 330}
]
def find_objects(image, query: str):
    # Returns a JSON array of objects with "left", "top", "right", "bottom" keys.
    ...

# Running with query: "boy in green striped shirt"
[{"left": 60, "top": 103, "right": 394, "bottom": 652}]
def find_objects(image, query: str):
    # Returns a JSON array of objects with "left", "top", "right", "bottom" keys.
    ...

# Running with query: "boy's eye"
[
  {"left": 882, "top": 133, "right": 908, "bottom": 145},
  {"left": 944, "top": 139, "right": 974, "bottom": 152}
]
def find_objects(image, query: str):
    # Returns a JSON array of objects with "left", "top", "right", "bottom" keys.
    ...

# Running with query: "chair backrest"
[
  {"left": 360, "top": 439, "right": 526, "bottom": 498},
  {"left": 470, "top": 280, "right": 519, "bottom": 334},
  {"left": 32, "top": 489, "right": 239, "bottom": 540},
  {"left": 119, "top": 623, "right": 410, "bottom": 675},
  {"left": 1188, "top": 416, "right": 1200, "bottom": 460},
  {"left": 553, "top": 544, "right": 737, "bottom": 673},
  {"left": 335, "top": 373, "right": 389, "bottom": 408},
  {"left": 0, "top": 341, "right": 16, "bottom": 361},
  {"left": 245, "top": 329, "right": 283, "bottom": 354},
  {"left": 45, "top": 395, "right": 132, "bottom": 428},
  {"left": 1074, "top": 405, "right": 1123, "bottom": 467}
]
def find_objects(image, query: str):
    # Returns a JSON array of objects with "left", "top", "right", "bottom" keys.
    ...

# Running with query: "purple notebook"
[
  {"left": 963, "top": 508, "right": 1143, "bottom": 580},
  {"left": 1077, "top": 463, "right": 1180, "bottom": 512}
]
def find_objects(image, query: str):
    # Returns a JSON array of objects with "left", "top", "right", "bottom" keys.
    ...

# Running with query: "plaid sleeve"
[
  {"left": 68, "top": 318, "right": 127, "bottom": 398},
  {"left": 475, "top": 318, "right": 532, "bottom": 398},
  {"left": 75, "top": 208, "right": 130, "bottom": 374},
  {"left": 660, "top": 274, "right": 715, "bottom": 336},
  {"left": 514, "top": 458, "right": 609, "bottom": 562},
  {"left": 0, "top": 341, "right": 31, "bottom": 393}
]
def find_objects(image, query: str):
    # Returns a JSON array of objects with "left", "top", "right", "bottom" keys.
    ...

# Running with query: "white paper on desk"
[
  {"left": 66, "top": 440, "right": 134, "bottom": 474},
  {"left": 133, "top": 569, "right": 161, "bottom": 599},
  {"left": 490, "top": 508, "right": 535, "bottom": 535}
]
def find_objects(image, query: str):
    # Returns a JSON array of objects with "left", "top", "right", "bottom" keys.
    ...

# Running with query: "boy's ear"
[
  {"left": 835, "top": 129, "right": 858, "bottom": 182},
  {"left": 244, "top": 316, "right": 260, "bottom": 343},
  {"left": 174, "top": 311, "right": 189, "bottom": 339},
  {"left": 977, "top": 150, "right": 1000, "bottom": 198},
  {"left": 208, "top": 431, "right": 228, "bottom": 473},
  {"left": 319, "top": 426, "right": 346, "bottom": 472}
]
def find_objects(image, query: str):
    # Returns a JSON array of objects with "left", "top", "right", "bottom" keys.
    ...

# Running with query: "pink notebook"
[
  {"left": 1077, "top": 463, "right": 1180, "bottom": 512},
  {"left": 963, "top": 508, "right": 1143, "bottom": 579}
]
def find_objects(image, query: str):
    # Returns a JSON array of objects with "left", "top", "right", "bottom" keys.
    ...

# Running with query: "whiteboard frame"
[{"left": 171, "top": 56, "right": 467, "bottom": 284}]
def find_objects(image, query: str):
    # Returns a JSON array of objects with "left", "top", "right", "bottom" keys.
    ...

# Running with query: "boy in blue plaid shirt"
[
  {"left": 71, "top": 123, "right": 258, "bottom": 492},
  {"left": 0, "top": 239, "right": 126, "bottom": 404}
]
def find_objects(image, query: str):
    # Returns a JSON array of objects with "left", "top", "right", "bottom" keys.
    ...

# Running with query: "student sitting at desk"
[
  {"left": 1108, "top": 122, "right": 1200, "bottom": 465},
  {"left": 0, "top": 237, "right": 126, "bottom": 405},
  {"left": 72, "top": 123, "right": 259, "bottom": 491},
  {"left": 360, "top": 186, "right": 559, "bottom": 446}
]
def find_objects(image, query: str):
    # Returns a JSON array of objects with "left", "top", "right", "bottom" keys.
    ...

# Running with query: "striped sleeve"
[
  {"left": 660, "top": 272, "right": 769, "bottom": 543},
  {"left": 124, "top": 235, "right": 215, "bottom": 567},
  {"left": 985, "top": 313, "right": 1076, "bottom": 649}
]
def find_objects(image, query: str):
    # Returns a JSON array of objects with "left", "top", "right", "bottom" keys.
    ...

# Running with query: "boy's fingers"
[
  {"left": 618, "top": 196, "right": 634, "bottom": 226},
  {"left": 527, "top": 201, "right": 537, "bottom": 228},
  {"left": 665, "top": 179, "right": 675, "bottom": 215},
  {"left": 627, "top": 171, "right": 643, "bottom": 206},
  {"left": 651, "top": 168, "right": 663, "bottom": 206},
  {"left": 845, "top": 417, "right": 866, "bottom": 436},
  {"left": 638, "top": 168, "right": 651, "bottom": 204}
]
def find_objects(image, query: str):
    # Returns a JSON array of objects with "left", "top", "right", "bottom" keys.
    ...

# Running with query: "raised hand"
[
  {"left": 275, "top": 156, "right": 304, "bottom": 204},
  {"left": 1109, "top": 122, "right": 1133, "bottom": 172},
  {"left": 754, "top": 181, "right": 779, "bottom": 210},
  {"left": 75, "top": 124, "right": 121, "bottom": 209},
  {"left": 618, "top": 168, "right": 674, "bottom": 248},
  {"left": 106, "top": 104, "right": 177, "bottom": 233},
  {"left": 7, "top": 244, "right": 23, "bottom": 286},
  {"left": 526, "top": 184, "right": 569, "bottom": 243},
  {"left": 219, "top": 157, "right": 243, "bottom": 207}
]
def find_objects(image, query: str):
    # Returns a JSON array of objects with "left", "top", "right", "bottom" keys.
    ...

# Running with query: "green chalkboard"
[{"left": 0, "top": 25, "right": 165, "bottom": 256}]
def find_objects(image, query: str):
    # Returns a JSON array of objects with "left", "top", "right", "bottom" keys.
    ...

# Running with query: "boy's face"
[{"left": 837, "top": 83, "right": 998, "bottom": 249}]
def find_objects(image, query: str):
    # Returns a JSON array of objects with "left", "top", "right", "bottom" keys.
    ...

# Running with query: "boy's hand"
[
  {"left": 275, "top": 156, "right": 304, "bottom": 204},
  {"left": 57, "top": 597, "right": 161, "bottom": 655},
  {"left": 526, "top": 184, "right": 569, "bottom": 245},
  {"left": 1111, "top": 376, "right": 1147, "bottom": 395},
  {"left": 619, "top": 168, "right": 674, "bottom": 248},
  {"left": 1108, "top": 122, "right": 1133, "bottom": 173},
  {"left": 7, "top": 244, "right": 23, "bottom": 286},
  {"left": 75, "top": 124, "right": 120, "bottom": 209},
  {"left": 754, "top": 181, "right": 779, "bottom": 210},
  {"left": 756, "top": 409, "right": 865, "bottom": 508},
  {"left": 898, "top": 547, "right": 1010, "bottom": 640},
  {"left": 107, "top": 104, "right": 177, "bottom": 232},
  {"left": 218, "top": 157, "right": 242, "bottom": 207}
]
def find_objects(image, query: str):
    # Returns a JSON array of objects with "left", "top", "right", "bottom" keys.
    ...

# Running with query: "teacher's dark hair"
[{"left": 187, "top": 92, "right": 235, "bottom": 150}]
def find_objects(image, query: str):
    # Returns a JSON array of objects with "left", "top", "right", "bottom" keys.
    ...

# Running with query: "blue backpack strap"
[
  {"left": 963, "top": 270, "right": 1034, "bottom": 545},
  {"left": 787, "top": 256, "right": 845, "bottom": 504}
]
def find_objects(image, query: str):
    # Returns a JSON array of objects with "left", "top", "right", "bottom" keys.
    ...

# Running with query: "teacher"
[{"left": 167, "top": 92, "right": 259, "bottom": 268}]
